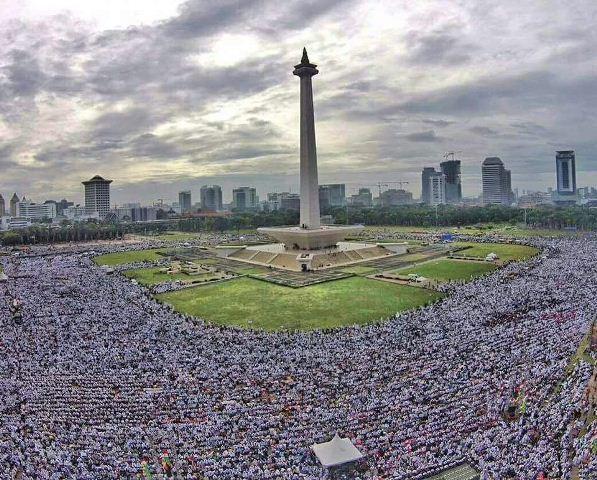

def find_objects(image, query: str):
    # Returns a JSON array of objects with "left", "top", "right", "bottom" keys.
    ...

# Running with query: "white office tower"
[
  {"left": 82, "top": 175, "right": 112, "bottom": 219},
  {"left": 482, "top": 157, "right": 512, "bottom": 205}
]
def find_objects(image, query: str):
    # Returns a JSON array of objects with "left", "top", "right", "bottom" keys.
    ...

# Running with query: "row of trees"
[
  {"left": 333, "top": 204, "right": 597, "bottom": 230},
  {"left": 0, "top": 205, "right": 594, "bottom": 246}
]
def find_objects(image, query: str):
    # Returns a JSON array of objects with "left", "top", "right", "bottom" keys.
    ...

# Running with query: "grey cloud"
[
  {"left": 422, "top": 119, "right": 454, "bottom": 128},
  {"left": 0, "top": 143, "right": 19, "bottom": 169},
  {"left": 3, "top": 49, "right": 46, "bottom": 96},
  {"left": 1, "top": 0, "right": 597, "bottom": 201},
  {"left": 510, "top": 122, "right": 549, "bottom": 136},
  {"left": 404, "top": 25, "right": 473, "bottom": 65},
  {"left": 398, "top": 71, "right": 597, "bottom": 115},
  {"left": 402, "top": 130, "right": 444, "bottom": 142},
  {"left": 91, "top": 108, "right": 161, "bottom": 140},
  {"left": 162, "top": 0, "right": 262, "bottom": 39},
  {"left": 127, "top": 134, "right": 183, "bottom": 159},
  {"left": 470, "top": 126, "right": 499, "bottom": 136}
]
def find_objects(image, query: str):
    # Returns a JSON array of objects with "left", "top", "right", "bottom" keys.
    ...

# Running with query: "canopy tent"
[
  {"left": 0, "top": 272, "right": 8, "bottom": 282},
  {"left": 311, "top": 434, "right": 364, "bottom": 468}
]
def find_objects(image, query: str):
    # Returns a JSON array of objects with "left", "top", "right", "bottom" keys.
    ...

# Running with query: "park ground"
[
  {"left": 94, "top": 231, "right": 540, "bottom": 331},
  {"left": 157, "top": 276, "right": 442, "bottom": 331},
  {"left": 122, "top": 267, "right": 222, "bottom": 286},
  {"left": 93, "top": 249, "right": 167, "bottom": 266},
  {"left": 395, "top": 259, "right": 497, "bottom": 282},
  {"left": 452, "top": 242, "right": 538, "bottom": 261}
]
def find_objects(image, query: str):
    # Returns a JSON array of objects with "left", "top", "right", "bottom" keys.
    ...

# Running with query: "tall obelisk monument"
[
  {"left": 258, "top": 49, "right": 362, "bottom": 252},
  {"left": 294, "top": 48, "right": 320, "bottom": 230}
]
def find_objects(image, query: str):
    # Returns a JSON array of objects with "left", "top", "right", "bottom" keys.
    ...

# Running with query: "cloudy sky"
[{"left": 0, "top": 0, "right": 595, "bottom": 205}]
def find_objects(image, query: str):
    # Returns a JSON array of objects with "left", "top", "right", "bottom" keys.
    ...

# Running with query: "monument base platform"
[
  {"left": 223, "top": 241, "right": 403, "bottom": 272},
  {"left": 258, "top": 225, "right": 364, "bottom": 250}
]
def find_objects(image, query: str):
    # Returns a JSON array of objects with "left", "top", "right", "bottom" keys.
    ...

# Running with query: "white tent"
[
  {"left": 0, "top": 272, "right": 8, "bottom": 282},
  {"left": 311, "top": 434, "right": 364, "bottom": 468}
]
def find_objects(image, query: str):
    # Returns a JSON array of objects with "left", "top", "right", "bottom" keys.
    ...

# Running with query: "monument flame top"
[{"left": 294, "top": 47, "right": 319, "bottom": 76}]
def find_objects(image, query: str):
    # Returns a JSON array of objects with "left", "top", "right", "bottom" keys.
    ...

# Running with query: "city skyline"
[{"left": 1, "top": 0, "right": 596, "bottom": 204}]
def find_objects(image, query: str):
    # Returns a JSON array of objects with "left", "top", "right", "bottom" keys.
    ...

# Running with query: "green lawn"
[
  {"left": 122, "top": 267, "right": 193, "bottom": 286},
  {"left": 339, "top": 265, "right": 378, "bottom": 275},
  {"left": 156, "top": 276, "right": 442, "bottom": 331},
  {"left": 94, "top": 249, "right": 167, "bottom": 266},
  {"left": 396, "top": 259, "right": 497, "bottom": 282},
  {"left": 454, "top": 242, "right": 538, "bottom": 261},
  {"left": 236, "top": 266, "right": 270, "bottom": 275}
]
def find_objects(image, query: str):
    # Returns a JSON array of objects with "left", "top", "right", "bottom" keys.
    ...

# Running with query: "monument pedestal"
[{"left": 258, "top": 225, "right": 363, "bottom": 250}]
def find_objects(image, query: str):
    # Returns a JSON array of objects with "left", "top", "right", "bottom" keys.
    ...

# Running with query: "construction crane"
[
  {"left": 351, "top": 182, "right": 410, "bottom": 198},
  {"left": 443, "top": 151, "right": 462, "bottom": 162},
  {"left": 374, "top": 181, "right": 409, "bottom": 197}
]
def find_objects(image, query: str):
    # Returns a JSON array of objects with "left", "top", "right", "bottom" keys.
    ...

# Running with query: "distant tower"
[
  {"left": 10, "top": 193, "right": 20, "bottom": 216},
  {"left": 232, "top": 187, "right": 258, "bottom": 211},
  {"left": 82, "top": 175, "right": 112, "bottom": 219},
  {"left": 200, "top": 185, "right": 223, "bottom": 212},
  {"left": 428, "top": 171, "right": 446, "bottom": 206},
  {"left": 178, "top": 191, "right": 192, "bottom": 214},
  {"left": 440, "top": 160, "right": 462, "bottom": 203},
  {"left": 555, "top": 150, "right": 576, "bottom": 197},
  {"left": 482, "top": 157, "right": 512, "bottom": 205},
  {"left": 421, "top": 167, "right": 436, "bottom": 204},
  {"left": 0, "top": 194, "right": 5, "bottom": 216}
]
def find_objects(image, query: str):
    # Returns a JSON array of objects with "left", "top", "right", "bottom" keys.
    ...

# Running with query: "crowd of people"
[{"left": 0, "top": 234, "right": 595, "bottom": 479}]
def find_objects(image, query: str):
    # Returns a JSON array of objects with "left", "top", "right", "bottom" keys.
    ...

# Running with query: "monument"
[
  {"left": 219, "top": 49, "right": 406, "bottom": 271},
  {"left": 259, "top": 48, "right": 363, "bottom": 249}
]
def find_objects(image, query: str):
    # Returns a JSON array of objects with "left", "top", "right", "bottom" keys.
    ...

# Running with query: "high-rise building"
[
  {"left": 44, "top": 199, "right": 73, "bottom": 216},
  {"left": 280, "top": 193, "right": 300, "bottom": 211},
  {"left": 0, "top": 194, "right": 5, "bottom": 216},
  {"left": 82, "top": 175, "right": 112, "bottom": 219},
  {"left": 10, "top": 193, "right": 20, "bottom": 216},
  {"left": 17, "top": 200, "right": 57, "bottom": 220},
  {"left": 421, "top": 168, "right": 446, "bottom": 205},
  {"left": 200, "top": 185, "right": 223, "bottom": 212},
  {"left": 379, "top": 189, "right": 414, "bottom": 206},
  {"left": 349, "top": 188, "right": 373, "bottom": 207},
  {"left": 178, "top": 191, "right": 192, "bottom": 214},
  {"left": 440, "top": 160, "right": 462, "bottom": 203},
  {"left": 232, "top": 187, "right": 258, "bottom": 211},
  {"left": 421, "top": 167, "right": 436, "bottom": 204},
  {"left": 428, "top": 172, "right": 446, "bottom": 206},
  {"left": 131, "top": 206, "right": 157, "bottom": 222},
  {"left": 319, "top": 184, "right": 346, "bottom": 208},
  {"left": 64, "top": 206, "right": 99, "bottom": 221},
  {"left": 482, "top": 157, "right": 512, "bottom": 205},
  {"left": 555, "top": 150, "right": 577, "bottom": 198}
]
